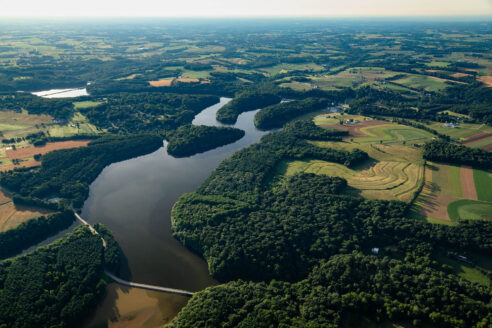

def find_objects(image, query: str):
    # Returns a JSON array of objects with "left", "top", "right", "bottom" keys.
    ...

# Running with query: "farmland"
[
  {"left": 412, "top": 162, "right": 492, "bottom": 223},
  {"left": 0, "top": 19, "right": 490, "bottom": 328},
  {"left": 0, "top": 190, "right": 53, "bottom": 232}
]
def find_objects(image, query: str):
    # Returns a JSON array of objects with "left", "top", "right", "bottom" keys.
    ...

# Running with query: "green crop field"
[
  {"left": 392, "top": 74, "right": 452, "bottom": 92},
  {"left": 73, "top": 101, "right": 103, "bottom": 109},
  {"left": 354, "top": 124, "right": 435, "bottom": 144},
  {"left": 275, "top": 140, "right": 424, "bottom": 203},
  {"left": 447, "top": 199, "right": 492, "bottom": 222},
  {"left": 449, "top": 165, "right": 463, "bottom": 198},
  {"left": 473, "top": 169, "right": 492, "bottom": 202}
]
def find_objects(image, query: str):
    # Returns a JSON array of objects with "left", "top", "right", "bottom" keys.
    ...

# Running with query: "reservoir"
[
  {"left": 31, "top": 87, "right": 89, "bottom": 98},
  {"left": 84, "top": 98, "right": 271, "bottom": 327}
]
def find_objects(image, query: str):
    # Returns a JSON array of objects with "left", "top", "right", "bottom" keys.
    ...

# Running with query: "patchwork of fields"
[
  {"left": 412, "top": 162, "right": 492, "bottom": 224},
  {"left": 413, "top": 120, "right": 492, "bottom": 151},
  {"left": 274, "top": 139, "right": 425, "bottom": 203}
]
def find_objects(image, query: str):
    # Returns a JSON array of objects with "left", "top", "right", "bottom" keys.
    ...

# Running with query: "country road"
[{"left": 73, "top": 212, "right": 195, "bottom": 297}]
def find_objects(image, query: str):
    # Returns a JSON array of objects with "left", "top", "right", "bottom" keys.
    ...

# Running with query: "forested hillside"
[
  {"left": 166, "top": 125, "right": 245, "bottom": 157},
  {"left": 0, "top": 135, "right": 163, "bottom": 207},
  {"left": 170, "top": 253, "right": 492, "bottom": 328},
  {"left": 0, "top": 226, "right": 112, "bottom": 328}
]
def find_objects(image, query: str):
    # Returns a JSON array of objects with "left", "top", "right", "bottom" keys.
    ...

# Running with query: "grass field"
[
  {"left": 0, "top": 110, "right": 52, "bottom": 139},
  {"left": 436, "top": 251, "right": 491, "bottom": 286},
  {"left": 308, "top": 67, "right": 401, "bottom": 91},
  {"left": 473, "top": 169, "right": 492, "bottom": 202},
  {"left": 392, "top": 74, "right": 453, "bottom": 92},
  {"left": 354, "top": 124, "right": 435, "bottom": 145},
  {"left": 73, "top": 101, "right": 103, "bottom": 109},
  {"left": 48, "top": 112, "right": 100, "bottom": 137},
  {"left": 447, "top": 199, "right": 492, "bottom": 222},
  {"left": 261, "top": 63, "right": 325, "bottom": 76}
]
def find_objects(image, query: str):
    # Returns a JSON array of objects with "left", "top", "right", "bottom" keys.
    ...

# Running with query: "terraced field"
[
  {"left": 279, "top": 158, "right": 423, "bottom": 202},
  {"left": 273, "top": 140, "right": 424, "bottom": 203}
]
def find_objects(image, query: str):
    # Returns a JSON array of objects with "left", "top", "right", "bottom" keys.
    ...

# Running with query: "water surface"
[
  {"left": 84, "top": 98, "right": 271, "bottom": 327},
  {"left": 31, "top": 88, "right": 89, "bottom": 98}
]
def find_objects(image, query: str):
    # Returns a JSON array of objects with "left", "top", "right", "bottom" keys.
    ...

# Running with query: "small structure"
[
  {"left": 456, "top": 255, "right": 473, "bottom": 264},
  {"left": 371, "top": 247, "right": 379, "bottom": 254},
  {"left": 443, "top": 122, "right": 460, "bottom": 128}
]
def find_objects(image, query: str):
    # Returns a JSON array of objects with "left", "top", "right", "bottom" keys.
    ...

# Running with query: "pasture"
[
  {"left": 0, "top": 110, "right": 51, "bottom": 139},
  {"left": 413, "top": 121, "right": 492, "bottom": 151},
  {"left": 392, "top": 74, "right": 454, "bottom": 92},
  {"left": 353, "top": 124, "right": 435, "bottom": 145}
]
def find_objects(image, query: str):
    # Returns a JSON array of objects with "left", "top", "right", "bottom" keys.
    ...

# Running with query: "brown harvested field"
[
  {"left": 483, "top": 144, "right": 492, "bottom": 152},
  {"left": 461, "top": 166, "right": 478, "bottom": 200},
  {"left": 0, "top": 200, "right": 53, "bottom": 232},
  {"left": 418, "top": 165, "right": 455, "bottom": 221},
  {"left": 451, "top": 72, "right": 471, "bottom": 78},
  {"left": 0, "top": 160, "right": 39, "bottom": 172},
  {"left": 148, "top": 78, "right": 174, "bottom": 87},
  {"left": 6, "top": 140, "right": 90, "bottom": 160},
  {"left": 463, "top": 131, "right": 492, "bottom": 144},
  {"left": 477, "top": 76, "right": 492, "bottom": 87},
  {"left": 175, "top": 78, "right": 199, "bottom": 83}
]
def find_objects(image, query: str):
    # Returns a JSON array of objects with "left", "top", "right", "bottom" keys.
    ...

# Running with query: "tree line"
[{"left": 166, "top": 125, "right": 245, "bottom": 157}]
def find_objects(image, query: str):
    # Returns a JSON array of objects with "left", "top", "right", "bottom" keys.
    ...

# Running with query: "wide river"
[{"left": 84, "top": 98, "right": 272, "bottom": 327}]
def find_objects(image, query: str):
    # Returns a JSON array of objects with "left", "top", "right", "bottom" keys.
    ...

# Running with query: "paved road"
[{"left": 73, "top": 211, "right": 195, "bottom": 297}]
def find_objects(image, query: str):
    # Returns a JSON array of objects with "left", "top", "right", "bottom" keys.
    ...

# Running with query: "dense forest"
[
  {"left": 79, "top": 93, "right": 219, "bottom": 133},
  {"left": 0, "top": 210, "right": 75, "bottom": 260},
  {"left": 1, "top": 20, "right": 491, "bottom": 328},
  {"left": 166, "top": 125, "right": 245, "bottom": 157},
  {"left": 0, "top": 226, "right": 109, "bottom": 328},
  {"left": 170, "top": 253, "right": 492, "bottom": 328},
  {"left": 216, "top": 91, "right": 280, "bottom": 124},
  {"left": 423, "top": 140, "right": 492, "bottom": 169},
  {"left": 254, "top": 97, "right": 330, "bottom": 129},
  {"left": 0, "top": 135, "right": 163, "bottom": 207},
  {"left": 171, "top": 120, "right": 492, "bottom": 327}
]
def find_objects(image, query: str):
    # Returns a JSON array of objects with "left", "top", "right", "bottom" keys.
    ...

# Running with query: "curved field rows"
[
  {"left": 283, "top": 159, "right": 423, "bottom": 202},
  {"left": 354, "top": 124, "right": 434, "bottom": 144}
]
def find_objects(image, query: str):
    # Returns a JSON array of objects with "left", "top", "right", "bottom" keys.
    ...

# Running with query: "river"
[{"left": 84, "top": 98, "right": 271, "bottom": 327}]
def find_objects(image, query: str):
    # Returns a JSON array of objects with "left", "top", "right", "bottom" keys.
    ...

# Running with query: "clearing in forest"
[
  {"left": 149, "top": 78, "right": 174, "bottom": 87},
  {"left": 0, "top": 190, "right": 53, "bottom": 232},
  {"left": 6, "top": 140, "right": 90, "bottom": 160}
]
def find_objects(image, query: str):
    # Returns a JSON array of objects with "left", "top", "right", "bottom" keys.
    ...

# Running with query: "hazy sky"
[{"left": 1, "top": 0, "right": 491, "bottom": 17}]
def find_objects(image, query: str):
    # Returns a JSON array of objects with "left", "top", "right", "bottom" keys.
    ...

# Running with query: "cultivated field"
[
  {"left": 412, "top": 162, "right": 492, "bottom": 223},
  {"left": 0, "top": 190, "right": 53, "bottom": 232},
  {"left": 0, "top": 110, "right": 52, "bottom": 139},
  {"left": 273, "top": 136, "right": 425, "bottom": 202},
  {"left": 6, "top": 140, "right": 90, "bottom": 159},
  {"left": 412, "top": 121, "right": 492, "bottom": 151},
  {"left": 1, "top": 140, "right": 90, "bottom": 171},
  {"left": 315, "top": 114, "right": 435, "bottom": 145}
]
